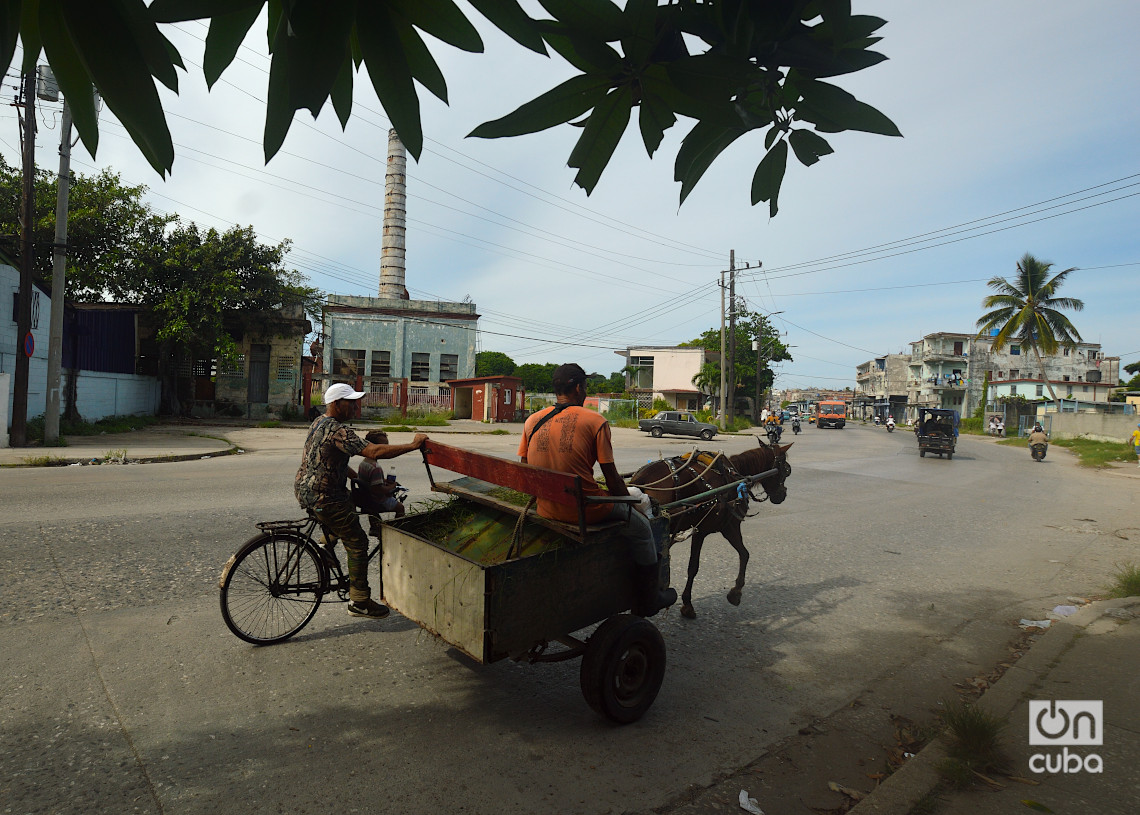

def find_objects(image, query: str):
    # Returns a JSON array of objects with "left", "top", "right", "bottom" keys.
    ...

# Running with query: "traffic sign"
[{"left": 23, "top": 332, "right": 33, "bottom": 357}]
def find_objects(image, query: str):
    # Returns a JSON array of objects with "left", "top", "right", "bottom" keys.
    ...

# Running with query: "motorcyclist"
[
  {"left": 1027, "top": 423, "right": 1049, "bottom": 459},
  {"left": 791, "top": 414, "right": 802, "bottom": 434},
  {"left": 885, "top": 415, "right": 896, "bottom": 431}
]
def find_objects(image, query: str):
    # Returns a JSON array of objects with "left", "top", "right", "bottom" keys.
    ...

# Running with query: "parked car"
[{"left": 638, "top": 411, "right": 718, "bottom": 441}]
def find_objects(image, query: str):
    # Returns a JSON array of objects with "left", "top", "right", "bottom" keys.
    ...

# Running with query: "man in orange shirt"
[{"left": 518, "top": 363, "right": 676, "bottom": 617}]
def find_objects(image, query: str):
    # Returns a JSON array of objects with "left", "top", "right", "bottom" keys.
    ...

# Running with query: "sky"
[{"left": 2, "top": 0, "right": 1138, "bottom": 393}]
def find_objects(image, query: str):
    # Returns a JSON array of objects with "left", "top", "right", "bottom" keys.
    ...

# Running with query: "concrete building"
[
  {"left": 854, "top": 354, "right": 911, "bottom": 421},
  {"left": 855, "top": 330, "right": 1121, "bottom": 422},
  {"left": 615, "top": 346, "right": 715, "bottom": 411},
  {"left": 316, "top": 130, "right": 478, "bottom": 416}
]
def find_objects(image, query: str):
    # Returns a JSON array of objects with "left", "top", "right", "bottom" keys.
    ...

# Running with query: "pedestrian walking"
[{"left": 1131, "top": 422, "right": 1140, "bottom": 468}]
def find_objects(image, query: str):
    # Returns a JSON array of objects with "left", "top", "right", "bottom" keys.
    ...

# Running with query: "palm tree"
[{"left": 976, "top": 253, "right": 1084, "bottom": 409}]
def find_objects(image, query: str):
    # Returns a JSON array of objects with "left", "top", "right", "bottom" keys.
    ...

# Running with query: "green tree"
[
  {"left": 681, "top": 309, "right": 792, "bottom": 409},
  {"left": 515, "top": 362, "right": 557, "bottom": 393},
  {"left": 3, "top": 1, "right": 898, "bottom": 211},
  {"left": 128, "top": 222, "right": 321, "bottom": 414},
  {"left": 587, "top": 371, "right": 625, "bottom": 394},
  {"left": 976, "top": 253, "right": 1084, "bottom": 409},
  {"left": 475, "top": 350, "right": 516, "bottom": 377},
  {"left": 0, "top": 156, "right": 175, "bottom": 297}
]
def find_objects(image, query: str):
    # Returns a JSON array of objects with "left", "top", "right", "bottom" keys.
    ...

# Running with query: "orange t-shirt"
[{"left": 517, "top": 405, "right": 614, "bottom": 524}]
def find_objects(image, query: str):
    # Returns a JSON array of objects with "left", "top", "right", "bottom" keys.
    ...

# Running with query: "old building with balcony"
[
  {"left": 616, "top": 346, "right": 716, "bottom": 411},
  {"left": 855, "top": 353, "right": 910, "bottom": 421}
]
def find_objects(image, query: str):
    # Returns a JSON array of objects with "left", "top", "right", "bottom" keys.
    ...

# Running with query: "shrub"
[
  {"left": 1107, "top": 562, "right": 1140, "bottom": 598},
  {"left": 959, "top": 417, "right": 983, "bottom": 435},
  {"left": 651, "top": 397, "right": 671, "bottom": 412}
]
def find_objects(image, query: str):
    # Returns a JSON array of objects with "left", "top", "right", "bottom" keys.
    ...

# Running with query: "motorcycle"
[
  {"left": 765, "top": 423, "right": 783, "bottom": 443},
  {"left": 873, "top": 415, "right": 881, "bottom": 425},
  {"left": 1030, "top": 443, "right": 1048, "bottom": 462},
  {"left": 791, "top": 419, "right": 801, "bottom": 435},
  {"left": 886, "top": 419, "right": 895, "bottom": 433}
]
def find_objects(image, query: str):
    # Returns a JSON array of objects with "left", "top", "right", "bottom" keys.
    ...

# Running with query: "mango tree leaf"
[
  {"left": 149, "top": 0, "right": 263, "bottom": 24},
  {"left": 271, "top": 0, "right": 355, "bottom": 116},
  {"left": 116, "top": 0, "right": 181, "bottom": 91},
  {"left": 788, "top": 127, "right": 833, "bottom": 166},
  {"left": 567, "top": 84, "right": 632, "bottom": 194},
  {"left": 621, "top": 0, "right": 657, "bottom": 67},
  {"left": 0, "top": 0, "right": 24, "bottom": 78},
  {"left": 797, "top": 77, "right": 901, "bottom": 136},
  {"left": 203, "top": 3, "right": 262, "bottom": 87},
  {"left": 539, "top": 0, "right": 625, "bottom": 41},
  {"left": 60, "top": 0, "right": 175, "bottom": 174},
  {"left": 466, "top": 0, "right": 545, "bottom": 54},
  {"left": 329, "top": 50, "right": 354, "bottom": 128},
  {"left": 392, "top": 0, "right": 483, "bottom": 53},
  {"left": 538, "top": 21, "right": 622, "bottom": 73},
  {"left": 37, "top": 1, "right": 99, "bottom": 159},
  {"left": 356, "top": 2, "right": 423, "bottom": 158},
  {"left": 751, "top": 139, "right": 788, "bottom": 216},
  {"left": 394, "top": 19, "right": 448, "bottom": 103},
  {"left": 263, "top": 41, "right": 294, "bottom": 162},
  {"left": 674, "top": 120, "right": 747, "bottom": 204},
  {"left": 469, "top": 74, "right": 611, "bottom": 138},
  {"left": 638, "top": 88, "right": 676, "bottom": 158},
  {"left": 19, "top": 0, "right": 41, "bottom": 74}
]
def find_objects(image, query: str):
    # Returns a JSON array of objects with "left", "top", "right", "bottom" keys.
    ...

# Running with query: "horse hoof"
[
  {"left": 727, "top": 589, "right": 742, "bottom": 606},
  {"left": 681, "top": 604, "right": 697, "bottom": 619}
]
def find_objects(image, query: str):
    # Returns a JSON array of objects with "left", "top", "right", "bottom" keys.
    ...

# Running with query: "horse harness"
[{"left": 662, "top": 451, "right": 767, "bottom": 524}]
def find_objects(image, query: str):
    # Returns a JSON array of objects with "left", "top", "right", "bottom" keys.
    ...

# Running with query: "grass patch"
[
  {"left": 23, "top": 414, "right": 159, "bottom": 443},
  {"left": 610, "top": 418, "right": 639, "bottom": 429},
  {"left": 380, "top": 413, "right": 450, "bottom": 427},
  {"left": 938, "top": 699, "right": 1009, "bottom": 786},
  {"left": 20, "top": 454, "right": 70, "bottom": 466},
  {"left": 1106, "top": 562, "right": 1140, "bottom": 598},
  {"left": 257, "top": 420, "right": 281, "bottom": 428},
  {"left": 1052, "top": 437, "right": 1134, "bottom": 467},
  {"left": 482, "top": 428, "right": 511, "bottom": 435}
]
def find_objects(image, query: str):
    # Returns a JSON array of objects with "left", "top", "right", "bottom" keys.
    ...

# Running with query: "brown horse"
[{"left": 630, "top": 439, "right": 792, "bottom": 619}]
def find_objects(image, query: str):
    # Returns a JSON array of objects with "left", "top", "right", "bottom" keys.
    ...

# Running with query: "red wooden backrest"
[{"left": 421, "top": 440, "right": 581, "bottom": 508}]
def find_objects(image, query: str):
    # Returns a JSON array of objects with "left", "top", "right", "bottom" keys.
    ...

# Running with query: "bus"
[{"left": 816, "top": 400, "right": 848, "bottom": 429}]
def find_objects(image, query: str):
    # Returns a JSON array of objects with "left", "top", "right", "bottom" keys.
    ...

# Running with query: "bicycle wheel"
[{"left": 220, "top": 532, "right": 325, "bottom": 645}]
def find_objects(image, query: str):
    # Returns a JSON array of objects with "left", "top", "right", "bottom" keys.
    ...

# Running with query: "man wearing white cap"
[{"left": 295, "top": 382, "right": 427, "bottom": 618}]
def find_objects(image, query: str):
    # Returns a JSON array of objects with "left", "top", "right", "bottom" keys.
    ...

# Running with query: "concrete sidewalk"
[
  {"left": 0, "top": 418, "right": 512, "bottom": 466},
  {"left": 851, "top": 597, "right": 1140, "bottom": 815}
]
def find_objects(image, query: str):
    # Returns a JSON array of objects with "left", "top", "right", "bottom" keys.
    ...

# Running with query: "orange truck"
[{"left": 815, "top": 400, "right": 848, "bottom": 429}]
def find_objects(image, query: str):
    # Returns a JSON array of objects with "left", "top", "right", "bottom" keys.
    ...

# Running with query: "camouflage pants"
[{"left": 312, "top": 500, "right": 372, "bottom": 603}]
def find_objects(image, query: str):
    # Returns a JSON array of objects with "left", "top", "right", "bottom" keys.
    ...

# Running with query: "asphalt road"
[{"left": 1, "top": 423, "right": 1136, "bottom": 814}]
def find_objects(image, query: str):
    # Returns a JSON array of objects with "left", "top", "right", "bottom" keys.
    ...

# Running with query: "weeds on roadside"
[
  {"left": 1106, "top": 562, "right": 1140, "bottom": 598},
  {"left": 258, "top": 420, "right": 281, "bottom": 428},
  {"left": 937, "top": 699, "right": 1009, "bottom": 787},
  {"left": 20, "top": 454, "right": 69, "bottom": 466}
]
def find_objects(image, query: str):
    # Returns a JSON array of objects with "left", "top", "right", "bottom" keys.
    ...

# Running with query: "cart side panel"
[
  {"left": 486, "top": 533, "right": 634, "bottom": 661},
  {"left": 382, "top": 525, "right": 488, "bottom": 661}
]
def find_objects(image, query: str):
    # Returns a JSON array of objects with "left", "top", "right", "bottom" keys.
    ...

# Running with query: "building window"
[
  {"left": 193, "top": 359, "right": 215, "bottom": 377},
  {"left": 221, "top": 354, "right": 245, "bottom": 377},
  {"left": 1010, "top": 345, "right": 1021, "bottom": 355},
  {"left": 1063, "top": 348, "right": 1070, "bottom": 356},
  {"left": 1088, "top": 351, "right": 1097, "bottom": 360},
  {"left": 1066, "top": 386, "right": 1073, "bottom": 397},
  {"left": 10, "top": 291, "right": 41, "bottom": 329},
  {"left": 1082, "top": 385, "right": 1089, "bottom": 393},
  {"left": 440, "top": 353, "right": 458, "bottom": 380},
  {"left": 1035, "top": 384, "right": 1044, "bottom": 397},
  {"left": 1063, "top": 375, "right": 1070, "bottom": 382},
  {"left": 504, "top": 389, "right": 512, "bottom": 405},
  {"left": 276, "top": 356, "right": 296, "bottom": 381},
  {"left": 1010, "top": 369, "right": 1019, "bottom": 379},
  {"left": 996, "top": 371, "right": 1004, "bottom": 379},
  {"left": 370, "top": 350, "right": 391, "bottom": 378},
  {"left": 370, "top": 380, "right": 390, "bottom": 394},
  {"left": 333, "top": 348, "right": 365, "bottom": 376},
  {"left": 1010, "top": 385, "right": 1018, "bottom": 395},
  {"left": 628, "top": 355, "right": 654, "bottom": 389},
  {"left": 411, "top": 352, "right": 430, "bottom": 382}
]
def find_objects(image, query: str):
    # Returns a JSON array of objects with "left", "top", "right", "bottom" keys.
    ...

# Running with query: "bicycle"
[{"left": 218, "top": 512, "right": 383, "bottom": 645}]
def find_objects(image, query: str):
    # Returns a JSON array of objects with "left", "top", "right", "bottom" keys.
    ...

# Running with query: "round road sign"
[{"left": 23, "top": 332, "right": 34, "bottom": 357}]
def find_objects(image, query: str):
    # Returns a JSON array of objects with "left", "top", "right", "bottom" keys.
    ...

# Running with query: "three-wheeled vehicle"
[{"left": 915, "top": 407, "right": 959, "bottom": 459}]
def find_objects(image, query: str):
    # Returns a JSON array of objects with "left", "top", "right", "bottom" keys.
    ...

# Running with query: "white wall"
[
  {"left": 1049, "top": 412, "right": 1139, "bottom": 443},
  {"left": 73, "top": 371, "right": 160, "bottom": 421}
]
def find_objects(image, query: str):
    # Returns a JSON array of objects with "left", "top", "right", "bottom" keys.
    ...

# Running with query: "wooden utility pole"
[
  {"left": 726, "top": 250, "right": 736, "bottom": 427},
  {"left": 10, "top": 71, "right": 36, "bottom": 447},
  {"left": 718, "top": 269, "right": 726, "bottom": 428}
]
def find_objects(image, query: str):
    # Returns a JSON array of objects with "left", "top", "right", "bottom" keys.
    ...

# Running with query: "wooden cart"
[{"left": 379, "top": 440, "right": 670, "bottom": 723}]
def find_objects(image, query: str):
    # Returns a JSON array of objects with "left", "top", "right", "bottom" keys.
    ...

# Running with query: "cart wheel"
[
  {"left": 580, "top": 614, "right": 666, "bottom": 724},
  {"left": 651, "top": 426, "right": 663, "bottom": 438}
]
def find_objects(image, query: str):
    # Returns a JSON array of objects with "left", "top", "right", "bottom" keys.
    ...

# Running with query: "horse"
[{"left": 629, "top": 439, "right": 792, "bottom": 619}]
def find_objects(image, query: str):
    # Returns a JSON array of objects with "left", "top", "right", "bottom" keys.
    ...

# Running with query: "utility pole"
[
  {"left": 44, "top": 100, "right": 73, "bottom": 444},
  {"left": 726, "top": 251, "right": 736, "bottom": 427},
  {"left": 10, "top": 71, "right": 36, "bottom": 447},
  {"left": 718, "top": 269, "right": 726, "bottom": 429}
]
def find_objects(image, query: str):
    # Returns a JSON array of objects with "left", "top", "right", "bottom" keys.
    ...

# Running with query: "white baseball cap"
[{"left": 323, "top": 382, "right": 366, "bottom": 403}]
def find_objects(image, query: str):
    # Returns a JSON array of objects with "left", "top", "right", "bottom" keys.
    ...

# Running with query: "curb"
[{"left": 847, "top": 599, "right": 1132, "bottom": 814}]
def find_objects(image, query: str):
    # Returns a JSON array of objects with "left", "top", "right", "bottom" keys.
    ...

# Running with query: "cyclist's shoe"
[{"left": 347, "top": 599, "right": 390, "bottom": 619}]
